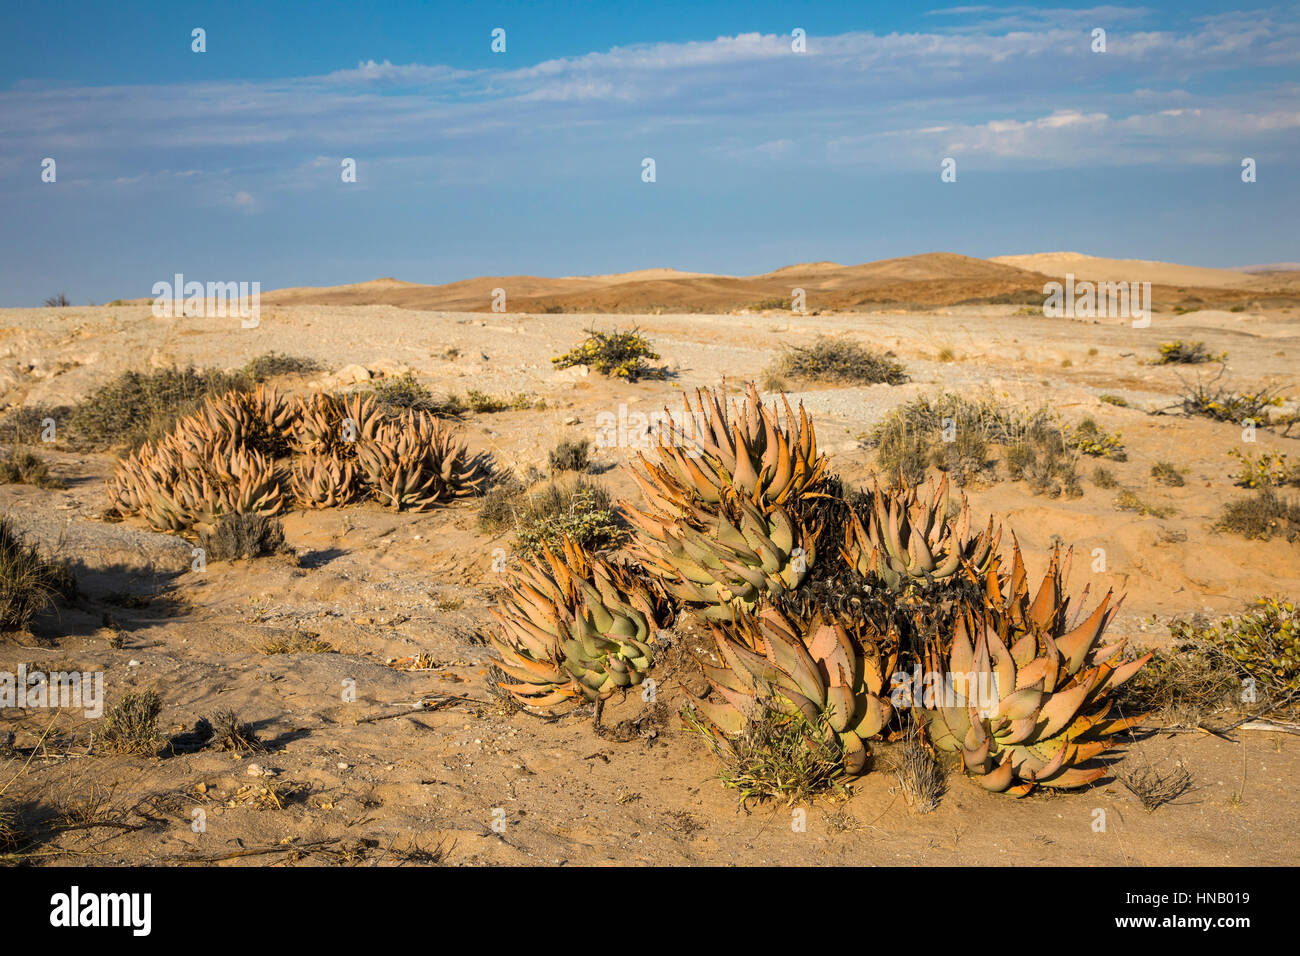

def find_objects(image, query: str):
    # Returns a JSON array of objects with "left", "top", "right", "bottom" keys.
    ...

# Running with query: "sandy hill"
[
  {"left": 253, "top": 251, "right": 1296, "bottom": 314},
  {"left": 990, "top": 252, "right": 1254, "bottom": 289},
  {"left": 261, "top": 253, "right": 1054, "bottom": 313}
]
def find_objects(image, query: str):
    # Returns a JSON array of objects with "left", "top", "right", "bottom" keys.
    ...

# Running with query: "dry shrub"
[
  {"left": 0, "top": 449, "right": 65, "bottom": 489},
  {"left": 769, "top": 337, "right": 907, "bottom": 386},
  {"left": 198, "top": 514, "right": 289, "bottom": 561},
  {"left": 549, "top": 437, "right": 592, "bottom": 474},
  {"left": 0, "top": 519, "right": 76, "bottom": 633},
  {"left": 1215, "top": 489, "right": 1300, "bottom": 541},
  {"left": 893, "top": 728, "right": 946, "bottom": 813},
  {"left": 95, "top": 691, "right": 161, "bottom": 756}
]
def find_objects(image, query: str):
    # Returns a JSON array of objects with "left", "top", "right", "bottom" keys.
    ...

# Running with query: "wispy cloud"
[{"left": 2, "top": 13, "right": 1297, "bottom": 200}]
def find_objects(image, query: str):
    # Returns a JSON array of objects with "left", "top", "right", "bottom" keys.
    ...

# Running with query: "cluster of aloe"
[
  {"left": 490, "top": 382, "right": 1149, "bottom": 797},
  {"left": 110, "top": 386, "right": 493, "bottom": 532}
]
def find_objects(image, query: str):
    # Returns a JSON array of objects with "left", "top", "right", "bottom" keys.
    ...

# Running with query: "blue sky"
[{"left": 1, "top": 1, "right": 1297, "bottom": 305}]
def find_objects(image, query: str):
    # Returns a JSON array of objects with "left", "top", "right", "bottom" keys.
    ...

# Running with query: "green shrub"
[
  {"left": 242, "top": 353, "right": 320, "bottom": 380},
  {"left": 513, "top": 479, "right": 625, "bottom": 556},
  {"left": 1099, "top": 394, "right": 1129, "bottom": 407},
  {"left": 1177, "top": 377, "right": 1290, "bottom": 430},
  {"left": 869, "top": 393, "right": 1063, "bottom": 490},
  {"left": 768, "top": 337, "right": 907, "bottom": 386},
  {"left": 683, "top": 703, "right": 847, "bottom": 808},
  {"left": 1227, "top": 449, "right": 1299, "bottom": 488},
  {"left": 1006, "top": 429, "right": 1083, "bottom": 498},
  {"left": 552, "top": 327, "right": 661, "bottom": 382},
  {"left": 1166, "top": 598, "right": 1300, "bottom": 705},
  {"left": 1067, "top": 418, "right": 1127, "bottom": 460}
]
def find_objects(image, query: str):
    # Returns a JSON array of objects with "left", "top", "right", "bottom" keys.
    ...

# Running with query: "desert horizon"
[{"left": 2, "top": 0, "right": 1297, "bottom": 924}]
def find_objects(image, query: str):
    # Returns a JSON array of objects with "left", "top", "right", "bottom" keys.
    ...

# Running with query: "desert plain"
[{"left": 1, "top": 250, "right": 1298, "bottom": 866}]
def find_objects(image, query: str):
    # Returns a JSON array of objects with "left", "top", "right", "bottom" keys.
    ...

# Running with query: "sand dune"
[{"left": 990, "top": 252, "right": 1255, "bottom": 288}]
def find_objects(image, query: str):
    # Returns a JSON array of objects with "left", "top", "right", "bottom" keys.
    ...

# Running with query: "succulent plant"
[
  {"left": 630, "top": 497, "right": 817, "bottom": 620},
  {"left": 631, "top": 382, "right": 828, "bottom": 516},
  {"left": 292, "top": 391, "right": 384, "bottom": 460},
  {"left": 110, "top": 424, "right": 286, "bottom": 532},
  {"left": 842, "top": 475, "right": 1000, "bottom": 592},
  {"left": 174, "top": 386, "right": 298, "bottom": 459},
  {"left": 689, "top": 605, "right": 897, "bottom": 774},
  {"left": 356, "top": 409, "right": 493, "bottom": 511},
  {"left": 920, "top": 544, "right": 1150, "bottom": 795},
  {"left": 291, "top": 454, "right": 362, "bottom": 509},
  {"left": 489, "top": 537, "right": 664, "bottom": 714}
]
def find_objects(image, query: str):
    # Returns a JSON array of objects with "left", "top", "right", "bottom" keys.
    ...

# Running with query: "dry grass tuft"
[
  {"left": 95, "top": 690, "right": 161, "bottom": 756},
  {"left": 683, "top": 704, "right": 848, "bottom": 808}
]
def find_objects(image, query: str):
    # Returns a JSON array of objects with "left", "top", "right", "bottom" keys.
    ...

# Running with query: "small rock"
[
  {"left": 335, "top": 363, "right": 371, "bottom": 384},
  {"left": 563, "top": 416, "right": 580, "bottom": 425},
  {"left": 367, "top": 358, "right": 410, "bottom": 379},
  {"left": 128, "top": 659, "right": 141, "bottom": 667},
  {"left": 337, "top": 762, "right": 350, "bottom": 770}
]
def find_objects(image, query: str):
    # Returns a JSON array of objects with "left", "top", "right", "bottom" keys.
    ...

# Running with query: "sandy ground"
[{"left": 0, "top": 295, "right": 1298, "bottom": 866}]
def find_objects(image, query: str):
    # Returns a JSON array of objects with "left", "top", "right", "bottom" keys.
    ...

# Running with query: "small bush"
[
  {"left": 1092, "top": 466, "right": 1119, "bottom": 489},
  {"left": 868, "top": 393, "right": 1012, "bottom": 486},
  {"left": 95, "top": 691, "right": 161, "bottom": 756},
  {"left": 1156, "top": 340, "right": 1223, "bottom": 364},
  {"left": 242, "top": 353, "right": 320, "bottom": 380},
  {"left": 1067, "top": 418, "right": 1127, "bottom": 460},
  {"left": 552, "top": 327, "right": 661, "bottom": 382},
  {"left": 0, "top": 519, "right": 76, "bottom": 633},
  {"left": 43, "top": 293, "right": 71, "bottom": 308},
  {"left": 0, "top": 406, "right": 66, "bottom": 446},
  {"left": 208, "top": 710, "right": 266, "bottom": 753},
  {"left": 1228, "top": 449, "right": 1299, "bottom": 488},
  {"left": 1099, "top": 394, "right": 1129, "bottom": 407},
  {"left": 1006, "top": 424, "right": 1082, "bottom": 498},
  {"left": 370, "top": 373, "right": 465, "bottom": 417},
  {"left": 0, "top": 449, "right": 65, "bottom": 489},
  {"left": 683, "top": 704, "right": 847, "bottom": 808},
  {"left": 478, "top": 474, "right": 528, "bottom": 533},
  {"left": 1118, "top": 761, "right": 1193, "bottom": 811},
  {"left": 1142, "top": 599, "right": 1300, "bottom": 714},
  {"left": 1116, "top": 490, "right": 1176, "bottom": 518},
  {"left": 936, "top": 347, "right": 956, "bottom": 362},
  {"left": 260, "top": 630, "right": 334, "bottom": 654},
  {"left": 465, "top": 390, "right": 509, "bottom": 413},
  {"left": 198, "top": 514, "right": 288, "bottom": 561},
  {"left": 768, "top": 337, "right": 908, "bottom": 386},
  {"left": 1214, "top": 489, "right": 1300, "bottom": 541},
  {"left": 549, "top": 438, "right": 591, "bottom": 474},
  {"left": 1175, "top": 371, "right": 1291, "bottom": 432},
  {"left": 514, "top": 479, "right": 625, "bottom": 556},
  {"left": 1151, "top": 462, "right": 1185, "bottom": 487},
  {"left": 893, "top": 729, "right": 946, "bottom": 813},
  {"left": 746, "top": 297, "right": 792, "bottom": 311},
  {"left": 67, "top": 366, "right": 253, "bottom": 450}
]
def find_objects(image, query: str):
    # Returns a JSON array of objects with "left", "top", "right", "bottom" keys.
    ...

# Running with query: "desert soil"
[{"left": 1, "top": 286, "right": 1298, "bottom": 865}]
